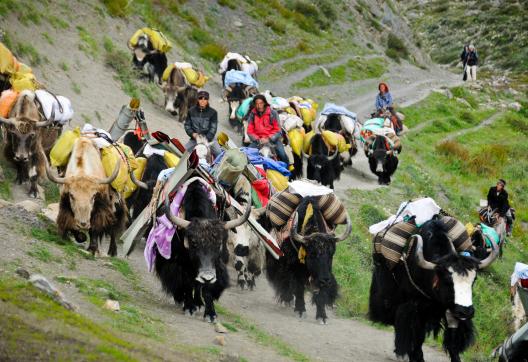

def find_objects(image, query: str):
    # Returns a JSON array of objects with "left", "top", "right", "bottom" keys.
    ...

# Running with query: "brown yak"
[
  {"left": 45, "top": 137, "right": 128, "bottom": 256},
  {"left": 0, "top": 90, "right": 57, "bottom": 197},
  {"left": 162, "top": 66, "right": 197, "bottom": 122}
]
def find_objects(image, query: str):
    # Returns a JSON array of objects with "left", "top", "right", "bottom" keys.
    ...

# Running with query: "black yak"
[
  {"left": 366, "top": 134, "right": 398, "bottom": 185},
  {"left": 305, "top": 134, "right": 340, "bottom": 189},
  {"left": 265, "top": 197, "right": 351, "bottom": 324},
  {"left": 155, "top": 180, "right": 251, "bottom": 322},
  {"left": 369, "top": 217, "right": 498, "bottom": 362}
]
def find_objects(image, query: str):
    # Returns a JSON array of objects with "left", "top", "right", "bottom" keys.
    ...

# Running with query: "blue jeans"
[{"left": 250, "top": 140, "right": 289, "bottom": 165}]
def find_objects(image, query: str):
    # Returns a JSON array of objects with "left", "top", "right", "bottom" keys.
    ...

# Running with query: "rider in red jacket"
[{"left": 246, "top": 94, "right": 288, "bottom": 164}]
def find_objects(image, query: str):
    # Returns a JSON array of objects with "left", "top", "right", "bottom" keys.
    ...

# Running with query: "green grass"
[
  {"left": 71, "top": 81, "right": 81, "bottom": 95},
  {"left": 101, "top": 0, "right": 131, "bottom": 17},
  {"left": 27, "top": 243, "right": 62, "bottom": 263},
  {"left": 42, "top": 32, "right": 54, "bottom": 45},
  {"left": 199, "top": 43, "right": 227, "bottom": 62},
  {"left": 293, "top": 57, "right": 386, "bottom": 88},
  {"left": 14, "top": 42, "right": 43, "bottom": 66},
  {"left": 216, "top": 305, "right": 310, "bottom": 361},
  {"left": 336, "top": 84, "right": 528, "bottom": 360},
  {"left": 217, "top": 0, "right": 237, "bottom": 9},
  {"left": 59, "top": 61, "right": 69, "bottom": 71},
  {"left": 77, "top": 26, "right": 99, "bottom": 58},
  {"left": 385, "top": 32, "right": 409, "bottom": 62}
]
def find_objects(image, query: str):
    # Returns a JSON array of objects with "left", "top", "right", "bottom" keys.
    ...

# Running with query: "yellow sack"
[
  {"left": 0, "top": 89, "right": 19, "bottom": 118},
  {"left": 50, "top": 127, "right": 81, "bottom": 167},
  {"left": 10, "top": 72, "right": 37, "bottom": 91},
  {"left": 300, "top": 108, "right": 315, "bottom": 128},
  {"left": 0, "top": 43, "right": 18, "bottom": 75},
  {"left": 465, "top": 223, "right": 475, "bottom": 237},
  {"left": 123, "top": 157, "right": 147, "bottom": 199},
  {"left": 285, "top": 106, "right": 297, "bottom": 116},
  {"left": 288, "top": 128, "right": 305, "bottom": 157},
  {"left": 306, "top": 99, "right": 318, "bottom": 110},
  {"left": 303, "top": 130, "right": 314, "bottom": 154},
  {"left": 193, "top": 71, "right": 209, "bottom": 88},
  {"left": 162, "top": 63, "right": 175, "bottom": 82},
  {"left": 266, "top": 169, "right": 288, "bottom": 191},
  {"left": 337, "top": 134, "right": 351, "bottom": 153},
  {"left": 164, "top": 151, "right": 180, "bottom": 168},
  {"left": 129, "top": 28, "right": 172, "bottom": 53},
  {"left": 101, "top": 144, "right": 134, "bottom": 193},
  {"left": 182, "top": 67, "right": 198, "bottom": 84},
  {"left": 322, "top": 130, "right": 339, "bottom": 148}
]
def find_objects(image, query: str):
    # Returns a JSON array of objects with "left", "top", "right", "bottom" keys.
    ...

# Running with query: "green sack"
[{"left": 236, "top": 97, "right": 254, "bottom": 121}]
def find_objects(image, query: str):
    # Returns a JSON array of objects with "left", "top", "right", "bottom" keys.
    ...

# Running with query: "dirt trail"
[{"left": 442, "top": 110, "right": 503, "bottom": 142}]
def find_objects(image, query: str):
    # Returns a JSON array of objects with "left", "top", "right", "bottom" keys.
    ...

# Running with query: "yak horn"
[
  {"left": 130, "top": 170, "right": 148, "bottom": 190},
  {"left": 224, "top": 194, "right": 251, "bottom": 230},
  {"left": 36, "top": 108, "right": 55, "bottom": 127},
  {"left": 98, "top": 158, "right": 121, "bottom": 184},
  {"left": 414, "top": 235, "right": 437, "bottom": 270},
  {"left": 478, "top": 238, "right": 499, "bottom": 269},
  {"left": 166, "top": 207, "right": 191, "bottom": 230},
  {"left": 335, "top": 215, "right": 352, "bottom": 241},
  {"left": 302, "top": 149, "right": 310, "bottom": 159},
  {"left": 290, "top": 213, "right": 307, "bottom": 244},
  {"left": 0, "top": 116, "right": 18, "bottom": 127},
  {"left": 327, "top": 148, "right": 338, "bottom": 161},
  {"left": 44, "top": 156, "right": 66, "bottom": 184}
]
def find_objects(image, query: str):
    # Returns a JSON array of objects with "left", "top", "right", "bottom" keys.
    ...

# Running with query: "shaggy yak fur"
[
  {"left": 154, "top": 181, "right": 230, "bottom": 322},
  {"left": 265, "top": 197, "right": 338, "bottom": 323},
  {"left": 369, "top": 218, "right": 480, "bottom": 362},
  {"left": 306, "top": 134, "right": 341, "bottom": 189},
  {"left": 131, "top": 42, "right": 167, "bottom": 84},
  {"left": 367, "top": 135, "right": 398, "bottom": 185},
  {"left": 163, "top": 67, "right": 198, "bottom": 123}
]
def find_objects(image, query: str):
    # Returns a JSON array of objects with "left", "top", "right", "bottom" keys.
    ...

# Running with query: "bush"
[
  {"left": 188, "top": 27, "right": 210, "bottom": 45},
  {"left": 217, "top": 0, "right": 236, "bottom": 9},
  {"left": 265, "top": 19, "right": 286, "bottom": 34},
  {"left": 101, "top": 0, "right": 130, "bottom": 17},
  {"left": 199, "top": 43, "right": 227, "bottom": 62},
  {"left": 386, "top": 33, "right": 409, "bottom": 61},
  {"left": 436, "top": 140, "right": 469, "bottom": 161},
  {"left": 359, "top": 204, "right": 386, "bottom": 226}
]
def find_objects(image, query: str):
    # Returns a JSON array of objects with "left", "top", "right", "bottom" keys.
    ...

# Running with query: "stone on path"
[
  {"left": 213, "top": 335, "right": 226, "bottom": 346},
  {"left": 16, "top": 200, "right": 41, "bottom": 213},
  {"left": 29, "top": 274, "right": 77, "bottom": 311},
  {"left": 42, "top": 203, "right": 59, "bottom": 223},
  {"left": 103, "top": 299, "right": 120, "bottom": 312},
  {"left": 214, "top": 322, "right": 229, "bottom": 333}
]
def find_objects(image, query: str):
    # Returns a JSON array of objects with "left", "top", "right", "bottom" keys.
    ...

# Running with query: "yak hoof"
[
  {"left": 205, "top": 315, "right": 217, "bottom": 323},
  {"left": 317, "top": 318, "right": 328, "bottom": 325},
  {"left": 298, "top": 311, "right": 307, "bottom": 319},
  {"left": 184, "top": 310, "right": 194, "bottom": 317}
]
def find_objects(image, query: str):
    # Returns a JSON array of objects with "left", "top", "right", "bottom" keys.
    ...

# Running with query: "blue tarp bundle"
[
  {"left": 321, "top": 103, "right": 357, "bottom": 121},
  {"left": 224, "top": 70, "right": 258, "bottom": 89},
  {"left": 213, "top": 147, "right": 290, "bottom": 176}
]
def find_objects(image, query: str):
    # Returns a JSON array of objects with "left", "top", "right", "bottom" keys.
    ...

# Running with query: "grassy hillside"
[
  {"left": 403, "top": 0, "right": 528, "bottom": 73},
  {"left": 336, "top": 83, "right": 528, "bottom": 359}
]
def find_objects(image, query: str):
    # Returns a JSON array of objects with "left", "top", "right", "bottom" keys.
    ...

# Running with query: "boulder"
[
  {"left": 509, "top": 102, "right": 522, "bottom": 112},
  {"left": 103, "top": 299, "right": 120, "bottom": 312},
  {"left": 213, "top": 335, "right": 226, "bottom": 346},
  {"left": 29, "top": 274, "right": 77, "bottom": 311},
  {"left": 455, "top": 97, "right": 472, "bottom": 108},
  {"left": 42, "top": 203, "right": 59, "bottom": 223},
  {"left": 214, "top": 322, "right": 229, "bottom": 333},
  {"left": 15, "top": 267, "right": 30, "bottom": 279},
  {"left": 233, "top": 20, "right": 243, "bottom": 28},
  {"left": 16, "top": 200, "right": 41, "bottom": 213}
]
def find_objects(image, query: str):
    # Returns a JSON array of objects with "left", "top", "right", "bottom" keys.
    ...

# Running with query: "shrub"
[
  {"left": 188, "top": 27, "right": 210, "bottom": 45},
  {"left": 505, "top": 114, "right": 528, "bottom": 135},
  {"left": 217, "top": 0, "right": 236, "bottom": 9},
  {"left": 359, "top": 204, "right": 386, "bottom": 226},
  {"left": 101, "top": 0, "right": 130, "bottom": 17},
  {"left": 265, "top": 19, "right": 286, "bottom": 34},
  {"left": 436, "top": 140, "right": 470, "bottom": 161},
  {"left": 199, "top": 43, "right": 227, "bottom": 62},
  {"left": 296, "top": 40, "right": 310, "bottom": 53},
  {"left": 386, "top": 33, "right": 409, "bottom": 61}
]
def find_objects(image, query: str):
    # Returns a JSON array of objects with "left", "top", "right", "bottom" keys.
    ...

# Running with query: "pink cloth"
[{"left": 144, "top": 177, "right": 217, "bottom": 272}]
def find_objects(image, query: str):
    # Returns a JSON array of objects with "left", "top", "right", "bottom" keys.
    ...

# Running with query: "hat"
[
  {"left": 197, "top": 90, "right": 209, "bottom": 99},
  {"left": 498, "top": 179, "right": 506, "bottom": 186}
]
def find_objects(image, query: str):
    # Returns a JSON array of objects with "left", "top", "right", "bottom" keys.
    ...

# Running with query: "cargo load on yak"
[
  {"left": 162, "top": 62, "right": 209, "bottom": 88},
  {"left": 0, "top": 43, "right": 36, "bottom": 92},
  {"left": 303, "top": 130, "right": 350, "bottom": 154},
  {"left": 265, "top": 180, "right": 348, "bottom": 243},
  {"left": 0, "top": 89, "right": 19, "bottom": 117},
  {"left": 128, "top": 28, "right": 172, "bottom": 53},
  {"left": 35, "top": 89, "right": 74, "bottom": 125},
  {"left": 369, "top": 198, "right": 472, "bottom": 269},
  {"left": 236, "top": 96, "right": 254, "bottom": 121},
  {"left": 223, "top": 70, "right": 258, "bottom": 89},
  {"left": 317, "top": 103, "right": 358, "bottom": 136},
  {"left": 360, "top": 117, "right": 385, "bottom": 143},
  {"left": 218, "top": 52, "right": 258, "bottom": 75},
  {"left": 288, "top": 96, "right": 318, "bottom": 128}
]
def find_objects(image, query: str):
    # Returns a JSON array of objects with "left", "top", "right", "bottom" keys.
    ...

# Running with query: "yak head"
[
  {"left": 0, "top": 91, "right": 53, "bottom": 163},
  {"left": 45, "top": 150, "right": 120, "bottom": 230},
  {"left": 163, "top": 67, "right": 189, "bottom": 114},
  {"left": 304, "top": 134, "right": 338, "bottom": 186},
  {"left": 166, "top": 184, "right": 251, "bottom": 284},
  {"left": 414, "top": 219, "right": 498, "bottom": 322},
  {"left": 290, "top": 204, "right": 351, "bottom": 292},
  {"left": 368, "top": 135, "right": 393, "bottom": 173}
]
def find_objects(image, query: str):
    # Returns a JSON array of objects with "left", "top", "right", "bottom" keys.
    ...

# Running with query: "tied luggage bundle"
[
  {"left": 162, "top": 63, "right": 208, "bottom": 88},
  {"left": 129, "top": 28, "right": 172, "bottom": 53},
  {"left": 289, "top": 96, "right": 317, "bottom": 128},
  {"left": 360, "top": 118, "right": 384, "bottom": 143},
  {"left": 303, "top": 130, "right": 350, "bottom": 154},
  {"left": 374, "top": 215, "right": 473, "bottom": 269},
  {"left": 267, "top": 190, "right": 347, "bottom": 233},
  {"left": 0, "top": 42, "right": 37, "bottom": 91}
]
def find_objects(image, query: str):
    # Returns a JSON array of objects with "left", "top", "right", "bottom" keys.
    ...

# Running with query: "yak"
[
  {"left": 45, "top": 138, "right": 128, "bottom": 256},
  {"left": 305, "top": 133, "right": 340, "bottom": 189},
  {"left": 0, "top": 90, "right": 58, "bottom": 197},
  {"left": 156, "top": 179, "right": 251, "bottom": 322},
  {"left": 163, "top": 66, "right": 198, "bottom": 123},
  {"left": 225, "top": 83, "right": 257, "bottom": 126},
  {"left": 369, "top": 217, "right": 498, "bottom": 362},
  {"left": 366, "top": 134, "right": 398, "bottom": 185},
  {"left": 130, "top": 33, "right": 167, "bottom": 84},
  {"left": 265, "top": 197, "right": 351, "bottom": 324},
  {"left": 323, "top": 113, "right": 358, "bottom": 167}
]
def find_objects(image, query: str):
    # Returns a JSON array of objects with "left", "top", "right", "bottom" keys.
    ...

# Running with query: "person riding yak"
[
  {"left": 246, "top": 94, "right": 289, "bottom": 165},
  {"left": 375, "top": 82, "right": 403, "bottom": 134},
  {"left": 184, "top": 90, "right": 221, "bottom": 158},
  {"left": 487, "top": 179, "right": 514, "bottom": 236}
]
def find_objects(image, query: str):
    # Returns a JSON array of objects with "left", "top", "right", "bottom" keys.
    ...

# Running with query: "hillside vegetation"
[{"left": 403, "top": 0, "right": 528, "bottom": 73}]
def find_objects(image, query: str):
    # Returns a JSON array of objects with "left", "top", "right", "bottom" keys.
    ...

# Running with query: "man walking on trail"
[
  {"left": 487, "top": 179, "right": 513, "bottom": 236},
  {"left": 465, "top": 44, "right": 478, "bottom": 82},
  {"left": 460, "top": 44, "right": 469, "bottom": 81},
  {"left": 184, "top": 90, "right": 222, "bottom": 157},
  {"left": 246, "top": 94, "right": 289, "bottom": 165}
]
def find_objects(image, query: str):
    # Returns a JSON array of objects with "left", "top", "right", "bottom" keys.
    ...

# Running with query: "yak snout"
[
  {"left": 376, "top": 160, "right": 384, "bottom": 173},
  {"left": 452, "top": 305, "right": 475, "bottom": 320},
  {"left": 196, "top": 269, "right": 217, "bottom": 284}
]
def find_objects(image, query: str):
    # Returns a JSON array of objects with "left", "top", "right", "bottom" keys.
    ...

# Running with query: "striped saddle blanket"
[{"left": 374, "top": 216, "right": 472, "bottom": 269}]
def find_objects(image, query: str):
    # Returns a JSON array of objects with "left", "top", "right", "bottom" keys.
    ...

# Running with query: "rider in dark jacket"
[
  {"left": 487, "top": 179, "right": 513, "bottom": 235},
  {"left": 184, "top": 90, "right": 221, "bottom": 156}
]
